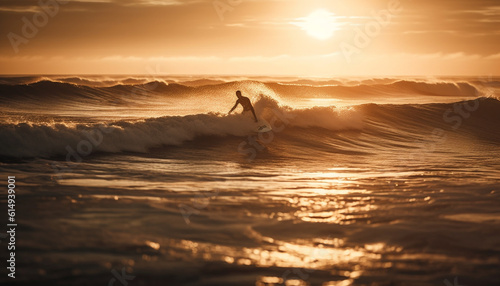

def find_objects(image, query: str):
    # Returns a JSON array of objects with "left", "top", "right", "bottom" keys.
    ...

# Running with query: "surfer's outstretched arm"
[{"left": 228, "top": 101, "right": 239, "bottom": 114}]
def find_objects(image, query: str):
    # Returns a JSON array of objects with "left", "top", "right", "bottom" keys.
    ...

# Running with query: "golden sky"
[{"left": 1, "top": 0, "right": 499, "bottom": 76}]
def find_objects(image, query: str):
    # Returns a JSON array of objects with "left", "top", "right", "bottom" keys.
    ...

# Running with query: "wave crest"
[{"left": 0, "top": 96, "right": 363, "bottom": 158}]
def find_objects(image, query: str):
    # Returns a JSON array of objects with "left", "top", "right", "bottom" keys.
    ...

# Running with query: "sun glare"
[{"left": 294, "top": 9, "right": 339, "bottom": 40}]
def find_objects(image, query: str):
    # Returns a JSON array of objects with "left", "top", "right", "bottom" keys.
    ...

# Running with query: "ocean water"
[{"left": 0, "top": 76, "right": 499, "bottom": 286}]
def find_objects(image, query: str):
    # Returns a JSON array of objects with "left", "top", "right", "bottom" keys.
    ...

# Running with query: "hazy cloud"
[{"left": 0, "top": 0, "right": 498, "bottom": 75}]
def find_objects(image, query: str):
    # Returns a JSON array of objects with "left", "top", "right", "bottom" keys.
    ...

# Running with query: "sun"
[{"left": 293, "top": 9, "right": 339, "bottom": 40}]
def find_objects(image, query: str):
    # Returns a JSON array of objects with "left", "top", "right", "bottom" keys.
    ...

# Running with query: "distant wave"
[
  {"left": 268, "top": 80, "right": 482, "bottom": 98},
  {"left": 1, "top": 97, "right": 499, "bottom": 159},
  {"left": 0, "top": 78, "right": 492, "bottom": 107},
  {"left": 0, "top": 80, "right": 196, "bottom": 107}
]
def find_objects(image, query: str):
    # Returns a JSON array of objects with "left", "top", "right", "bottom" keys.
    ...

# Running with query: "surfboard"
[{"left": 256, "top": 122, "right": 272, "bottom": 133}]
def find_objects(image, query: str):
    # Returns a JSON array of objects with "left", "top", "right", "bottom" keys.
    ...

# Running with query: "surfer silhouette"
[{"left": 228, "top": 90, "right": 258, "bottom": 122}]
